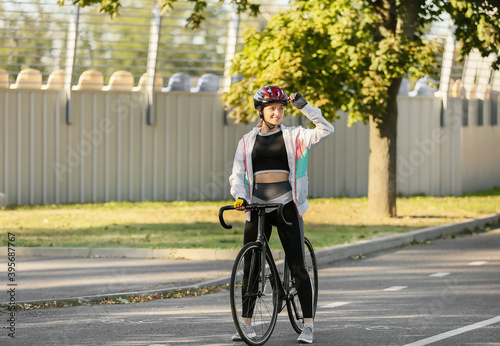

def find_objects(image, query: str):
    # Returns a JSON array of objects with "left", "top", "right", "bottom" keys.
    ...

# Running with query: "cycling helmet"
[{"left": 253, "top": 85, "right": 288, "bottom": 110}]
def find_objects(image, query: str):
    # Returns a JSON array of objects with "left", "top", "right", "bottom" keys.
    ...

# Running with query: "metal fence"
[
  {"left": 1, "top": 1, "right": 500, "bottom": 206},
  {"left": 0, "top": 0, "right": 288, "bottom": 88},
  {"left": 1, "top": 86, "right": 499, "bottom": 206},
  {"left": 2, "top": 0, "right": 497, "bottom": 92}
]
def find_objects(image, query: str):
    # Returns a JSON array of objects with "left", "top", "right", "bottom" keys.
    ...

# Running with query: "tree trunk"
[
  {"left": 366, "top": 0, "right": 421, "bottom": 218},
  {"left": 368, "top": 80, "right": 400, "bottom": 217}
]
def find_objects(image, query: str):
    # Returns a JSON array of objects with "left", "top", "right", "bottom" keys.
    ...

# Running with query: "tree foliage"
[
  {"left": 222, "top": 0, "right": 499, "bottom": 124},
  {"left": 58, "top": 0, "right": 260, "bottom": 27},
  {"left": 442, "top": 0, "right": 500, "bottom": 68},
  {"left": 58, "top": 0, "right": 122, "bottom": 19}
]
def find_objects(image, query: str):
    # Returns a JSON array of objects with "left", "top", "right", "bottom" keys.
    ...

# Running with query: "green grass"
[{"left": 1, "top": 188, "right": 499, "bottom": 250}]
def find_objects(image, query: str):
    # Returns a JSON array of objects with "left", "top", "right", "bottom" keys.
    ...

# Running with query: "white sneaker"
[
  {"left": 297, "top": 323, "right": 314, "bottom": 344},
  {"left": 231, "top": 322, "right": 256, "bottom": 341}
]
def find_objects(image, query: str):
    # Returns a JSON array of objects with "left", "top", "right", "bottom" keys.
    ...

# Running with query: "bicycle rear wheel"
[
  {"left": 230, "top": 242, "right": 280, "bottom": 346},
  {"left": 284, "top": 237, "right": 319, "bottom": 334}
]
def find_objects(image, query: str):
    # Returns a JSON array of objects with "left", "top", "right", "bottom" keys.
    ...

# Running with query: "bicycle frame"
[
  {"left": 256, "top": 206, "right": 273, "bottom": 293},
  {"left": 220, "top": 202, "right": 316, "bottom": 345},
  {"left": 219, "top": 203, "right": 291, "bottom": 301}
]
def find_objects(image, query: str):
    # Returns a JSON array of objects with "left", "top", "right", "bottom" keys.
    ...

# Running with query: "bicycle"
[{"left": 219, "top": 203, "right": 319, "bottom": 346}]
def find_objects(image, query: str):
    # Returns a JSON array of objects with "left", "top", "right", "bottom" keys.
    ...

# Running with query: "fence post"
[
  {"left": 223, "top": 4, "right": 240, "bottom": 91},
  {"left": 146, "top": 3, "right": 162, "bottom": 125},
  {"left": 438, "top": 19, "right": 455, "bottom": 113},
  {"left": 65, "top": 5, "right": 79, "bottom": 124}
]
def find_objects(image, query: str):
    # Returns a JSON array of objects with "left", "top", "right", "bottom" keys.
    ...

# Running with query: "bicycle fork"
[
  {"left": 257, "top": 208, "right": 288, "bottom": 310},
  {"left": 257, "top": 209, "right": 267, "bottom": 292}
]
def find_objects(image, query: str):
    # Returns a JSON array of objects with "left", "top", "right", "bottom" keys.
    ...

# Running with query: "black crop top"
[{"left": 252, "top": 130, "right": 289, "bottom": 174}]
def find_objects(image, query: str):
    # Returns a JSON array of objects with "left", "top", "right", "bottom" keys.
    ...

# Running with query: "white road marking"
[
  {"left": 321, "top": 302, "right": 350, "bottom": 308},
  {"left": 468, "top": 261, "right": 487, "bottom": 266},
  {"left": 252, "top": 320, "right": 268, "bottom": 327},
  {"left": 403, "top": 316, "right": 500, "bottom": 346},
  {"left": 383, "top": 286, "right": 407, "bottom": 291},
  {"left": 429, "top": 272, "right": 450, "bottom": 277}
]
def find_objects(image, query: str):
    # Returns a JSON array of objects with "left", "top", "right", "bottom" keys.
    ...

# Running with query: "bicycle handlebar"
[{"left": 219, "top": 203, "right": 292, "bottom": 229}]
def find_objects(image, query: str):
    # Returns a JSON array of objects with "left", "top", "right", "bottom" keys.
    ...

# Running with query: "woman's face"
[{"left": 262, "top": 102, "right": 285, "bottom": 127}]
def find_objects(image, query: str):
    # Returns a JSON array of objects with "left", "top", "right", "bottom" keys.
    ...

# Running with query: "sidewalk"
[{"left": 2, "top": 213, "right": 498, "bottom": 305}]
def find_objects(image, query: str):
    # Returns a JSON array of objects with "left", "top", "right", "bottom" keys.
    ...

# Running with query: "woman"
[{"left": 229, "top": 85, "right": 334, "bottom": 344}]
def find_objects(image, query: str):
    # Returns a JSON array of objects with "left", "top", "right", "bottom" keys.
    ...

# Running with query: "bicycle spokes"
[
  {"left": 285, "top": 237, "right": 319, "bottom": 334},
  {"left": 230, "top": 243, "right": 280, "bottom": 346}
]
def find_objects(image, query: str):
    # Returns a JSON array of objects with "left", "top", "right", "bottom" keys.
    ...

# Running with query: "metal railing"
[{"left": 0, "top": 0, "right": 288, "bottom": 86}]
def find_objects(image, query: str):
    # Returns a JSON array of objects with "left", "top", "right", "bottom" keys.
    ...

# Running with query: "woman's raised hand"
[{"left": 288, "top": 92, "right": 308, "bottom": 109}]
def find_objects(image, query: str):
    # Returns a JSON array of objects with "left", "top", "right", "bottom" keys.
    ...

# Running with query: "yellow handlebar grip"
[{"left": 234, "top": 198, "right": 245, "bottom": 208}]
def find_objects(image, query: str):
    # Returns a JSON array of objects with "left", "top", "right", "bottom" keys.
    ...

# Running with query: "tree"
[
  {"left": 222, "top": 0, "right": 500, "bottom": 217},
  {"left": 71, "top": 0, "right": 500, "bottom": 217},
  {"left": 58, "top": 0, "right": 260, "bottom": 28}
]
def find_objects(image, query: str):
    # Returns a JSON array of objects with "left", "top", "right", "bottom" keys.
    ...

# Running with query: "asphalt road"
[
  {"left": 2, "top": 228, "right": 500, "bottom": 346},
  {"left": 3, "top": 257, "right": 235, "bottom": 303}
]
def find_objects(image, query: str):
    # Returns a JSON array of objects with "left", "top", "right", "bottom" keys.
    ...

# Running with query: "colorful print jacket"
[{"left": 229, "top": 104, "right": 334, "bottom": 220}]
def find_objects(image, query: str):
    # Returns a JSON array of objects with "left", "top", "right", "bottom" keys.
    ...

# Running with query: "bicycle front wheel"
[
  {"left": 230, "top": 242, "right": 280, "bottom": 346},
  {"left": 285, "top": 237, "right": 319, "bottom": 334}
]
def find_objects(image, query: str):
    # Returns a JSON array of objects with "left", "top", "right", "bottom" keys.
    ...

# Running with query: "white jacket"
[{"left": 229, "top": 104, "right": 334, "bottom": 220}]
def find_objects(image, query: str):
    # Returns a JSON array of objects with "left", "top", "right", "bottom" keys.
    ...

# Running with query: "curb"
[
  {"left": 2, "top": 213, "right": 499, "bottom": 263},
  {"left": 314, "top": 213, "right": 500, "bottom": 266},
  {"left": 4, "top": 246, "right": 281, "bottom": 261}
]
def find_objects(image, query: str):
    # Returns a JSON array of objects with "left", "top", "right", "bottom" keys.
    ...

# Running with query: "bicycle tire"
[
  {"left": 284, "top": 237, "right": 319, "bottom": 334},
  {"left": 230, "top": 242, "right": 280, "bottom": 346}
]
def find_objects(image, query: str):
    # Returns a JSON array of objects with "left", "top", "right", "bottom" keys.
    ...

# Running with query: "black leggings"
[{"left": 242, "top": 201, "right": 314, "bottom": 319}]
